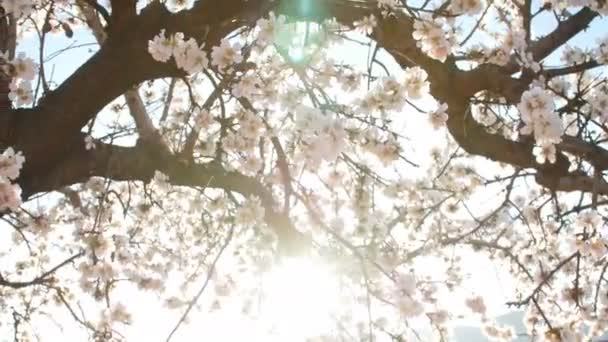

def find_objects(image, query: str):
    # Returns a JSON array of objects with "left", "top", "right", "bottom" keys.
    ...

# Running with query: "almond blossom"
[
  {"left": 211, "top": 39, "right": 243, "bottom": 70},
  {"left": 412, "top": 15, "right": 454, "bottom": 62}
]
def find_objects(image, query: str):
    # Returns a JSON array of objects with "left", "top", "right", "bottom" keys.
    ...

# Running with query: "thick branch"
[
  {"left": 7, "top": 0, "right": 265, "bottom": 184},
  {"left": 79, "top": 0, "right": 169, "bottom": 150},
  {"left": 504, "top": 7, "right": 598, "bottom": 73},
  {"left": 22, "top": 140, "right": 309, "bottom": 255},
  {"left": 529, "top": 8, "right": 598, "bottom": 63},
  {"left": 327, "top": 4, "right": 608, "bottom": 196}
]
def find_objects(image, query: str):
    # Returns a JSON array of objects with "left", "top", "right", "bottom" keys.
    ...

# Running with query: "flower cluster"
[
  {"left": 255, "top": 12, "right": 287, "bottom": 47},
  {"left": 491, "top": 29, "right": 526, "bottom": 65},
  {"left": 0, "top": 147, "right": 24, "bottom": 212},
  {"left": 4, "top": 52, "right": 36, "bottom": 107},
  {"left": 451, "top": 0, "right": 484, "bottom": 15},
  {"left": 412, "top": 15, "right": 454, "bottom": 62},
  {"left": 211, "top": 39, "right": 243, "bottom": 70},
  {"left": 235, "top": 196, "right": 265, "bottom": 226},
  {"left": 392, "top": 273, "right": 425, "bottom": 318},
  {"left": 589, "top": 86, "right": 608, "bottom": 120},
  {"left": 148, "top": 30, "right": 209, "bottom": 74},
  {"left": 232, "top": 71, "right": 260, "bottom": 99},
  {"left": 376, "top": 0, "right": 399, "bottom": 14},
  {"left": 295, "top": 105, "right": 347, "bottom": 166},
  {"left": 561, "top": 45, "right": 587, "bottom": 65},
  {"left": 357, "top": 76, "right": 406, "bottom": 113},
  {"left": 361, "top": 129, "right": 401, "bottom": 165},
  {"left": 429, "top": 103, "right": 449, "bottom": 129},
  {"left": 518, "top": 87, "right": 563, "bottom": 163},
  {"left": 222, "top": 110, "right": 265, "bottom": 156},
  {"left": 353, "top": 14, "right": 377, "bottom": 35},
  {"left": 403, "top": 66, "right": 430, "bottom": 99}
]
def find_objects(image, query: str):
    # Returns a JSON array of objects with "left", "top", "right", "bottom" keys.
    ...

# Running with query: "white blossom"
[
  {"left": 429, "top": 103, "right": 449, "bottom": 129},
  {"left": 174, "top": 37, "right": 208, "bottom": 74},
  {"left": 148, "top": 29, "right": 174, "bottom": 63},
  {"left": 256, "top": 12, "right": 287, "bottom": 46},
  {"left": 9, "top": 79, "right": 33, "bottom": 106},
  {"left": 404, "top": 66, "right": 430, "bottom": 99},
  {"left": 211, "top": 39, "right": 243, "bottom": 70},
  {"left": 353, "top": 15, "right": 377, "bottom": 35},
  {"left": 84, "top": 135, "right": 96, "bottom": 150},
  {"left": 451, "top": 0, "right": 484, "bottom": 14},
  {"left": 235, "top": 196, "right": 265, "bottom": 226},
  {"left": 0, "top": 180, "right": 21, "bottom": 211},
  {"left": 0, "top": 147, "right": 25, "bottom": 180},
  {"left": 10, "top": 52, "right": 36, "bottom": 80},
  {"left": 518, "top": 87, "right": 563, "bottom": 163},
  {"left": 412, "top": 15, "right": 454, "bottom": 62}
]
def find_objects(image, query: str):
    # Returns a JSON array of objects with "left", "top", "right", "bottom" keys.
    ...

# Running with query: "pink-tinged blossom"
[
  {"left": 211, "top": 39, "right": 243, "bottom": 70},
  {"left": 429, "top": 103, "right": 449, "bottom": 129},
  {"left": 451, "top": 0, "right": 484, "bottom": 14},
  {"left": 518, "top": 87, "right": 563, "bottom": 163},
  {"left": 533, "top": 143, "right": 557, "bottom": 164},
  {"left": 84, "top": 135, "right": 96, "bottom": 150},
  {"left": 235, "top": 196, "right": 265, "bottom": 226},
  {"left": 174, "top": 37, "right": 208, "bottom": 74},
  {"left": 256, "top": 12, "right": 287, "bottom": 46},
  {"left": 0, "top": 147, "right": 25, "bottom": 180},
  {"left": 10, "top": 52, "right": 36, "bottom": 80},
  {"left": 403, "top": 66, "right": 430, "bottom": 99},
  {"left": 8, "top": 79, "right": 33, "bottom": 106},
  {"left": 353, "top": 14, "right": 377, "bottom": 35},
  {"left": 148, "top": 29, "right": 173, "bottom": 63},
  {"left": 149, "top": 31, "right": 209, "bottom": 74},
  {"left": 412, "top": 15, "right": 454, "bottom": 62},
  {"left": 465, "top": 296, "right": 487, "bottom": 315},
  {"left": 561, "top": 45, "right": 587, "bottom": 65},
  {"left": 0, "top": 180, "right": 21, "bottom": 211}
]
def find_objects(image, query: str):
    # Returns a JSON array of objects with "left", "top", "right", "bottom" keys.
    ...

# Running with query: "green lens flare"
[{"left": 273, "top": 20, "right": 324, "bottom": 65}]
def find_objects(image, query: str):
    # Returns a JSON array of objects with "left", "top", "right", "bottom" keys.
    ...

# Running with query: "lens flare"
[{"left": 259, "top": 257, "right": 342, "bottom": 340}]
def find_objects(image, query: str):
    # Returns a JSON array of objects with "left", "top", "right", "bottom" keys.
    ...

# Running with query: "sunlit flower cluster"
[
  {"left": 295, "top": 105, "right": 347, "bottom": 166},
  {"left": 353, "top": 14, "right": 377, "bottom": 35},
  {"left": 561, "top": 45, "right": 587, "bottom": 65},
  {"left": 0, "top": 147, "right": 24, "bottom": 211},
  {"left": 148, "top": 30, "right": 209, "bottom": 73},
  {"left": 361, "top": 129, "right": 401, "bottom": 165},
  {"left": 429, "top": 102, "right": 449, "bottom": 129},
  {"left": 518, "top": 87, "right": 563, "bottom": 163},
  {"left": 403, "top": 66, "right": 430, "bottom": 99},
  {"left": 211, "top": 39, "right": 243, "bottom": 70},
  {"left": 412, "top": 15, "right": 455, "bottom": 62},
  {"left": 255, "top": 12, "right": 287, "bottom": 47},
  {"left": 451, "top": 0, "right": 484, "bottom": 14},
  {"left": 3, "top": 51, "right": 36, "bottom": 107}
]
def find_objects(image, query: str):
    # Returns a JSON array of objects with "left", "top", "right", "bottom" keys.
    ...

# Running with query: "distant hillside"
[
  {"left": 454, "top": 311, "right": 608, "bottom": 341},
  {"left": 454, "top": 311, "right": 527, "bottom": 342}
]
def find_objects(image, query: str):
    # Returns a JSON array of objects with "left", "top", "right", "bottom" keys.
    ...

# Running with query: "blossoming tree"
[{"left": 0, "top": 0, "right": 607, "bottom": 341}]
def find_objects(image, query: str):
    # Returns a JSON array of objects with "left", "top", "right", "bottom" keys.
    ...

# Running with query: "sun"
[
  {"left": 273, "top": 20, "right": 326, "bottom": 65},
  {"left": 257, "top": 257, "right": 343, "bottom": 340}
]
